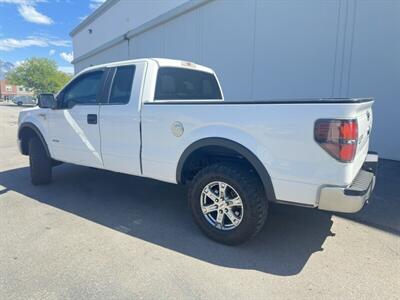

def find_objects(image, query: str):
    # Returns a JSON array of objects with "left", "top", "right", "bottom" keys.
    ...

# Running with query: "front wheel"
[{"left": 188, "top": 163, "right": 268, "bottom": 245}]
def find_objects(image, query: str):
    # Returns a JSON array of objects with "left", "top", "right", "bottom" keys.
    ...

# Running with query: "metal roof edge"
[
  {"left": 71, "top": 35, "right": 127, "bottom": 64},
  {"left": 70, "top": 0, "right": 120, "bottom": 37},
  {"left": 71, "top": 0, "right": 213, "bottom": 64},
  {"left": 125, "top": 0, "right": 212, "bottom": 39}
]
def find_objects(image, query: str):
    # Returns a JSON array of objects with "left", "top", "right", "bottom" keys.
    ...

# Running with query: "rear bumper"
[{"left": 318, "top": 152, "right": 378, "bottom": 213}]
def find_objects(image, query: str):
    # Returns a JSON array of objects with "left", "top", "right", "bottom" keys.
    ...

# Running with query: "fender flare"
[
  {"left": 18, "top": 122, "right": 51, "bottom": 157},
  {"left": 176, "top": 137, "right": 276, "bottom": 202}
]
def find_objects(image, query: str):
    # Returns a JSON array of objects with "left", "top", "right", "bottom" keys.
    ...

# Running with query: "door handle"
[{"left": 87, "top": 114, "right": 97, "bottom": 124}]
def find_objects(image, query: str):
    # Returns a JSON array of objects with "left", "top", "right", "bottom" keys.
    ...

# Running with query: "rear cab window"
[
  {"left": 108, "top": 65, "right": 136, "bottom": 104},
  {"left": 154, "top": 67, "right": 222, "bottom": 100}
]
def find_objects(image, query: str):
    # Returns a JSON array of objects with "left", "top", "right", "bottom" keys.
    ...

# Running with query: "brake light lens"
[{"left": 314, "top": 119, "right": 358, "bottom": 162}]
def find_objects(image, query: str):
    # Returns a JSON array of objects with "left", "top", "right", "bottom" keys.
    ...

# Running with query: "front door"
[{"left": 49, "top": 69, "right": 105, "bottom": 168}]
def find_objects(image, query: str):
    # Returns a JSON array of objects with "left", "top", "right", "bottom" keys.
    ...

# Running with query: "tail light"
[{"left": 314, "top": 119, "right": 358, "bottom": 162}]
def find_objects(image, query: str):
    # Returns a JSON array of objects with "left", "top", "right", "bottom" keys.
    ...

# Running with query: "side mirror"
[{"left": 38, "top": 93, "right": 57, "bottom": 109}]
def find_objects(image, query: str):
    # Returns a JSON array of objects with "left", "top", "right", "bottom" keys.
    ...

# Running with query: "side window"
[
  {"left": 154, "top": 67, "right": 222, "bottom": 100},
  {"left": 109, "top": 65, "right": 135, "bottom": 104},
  {"left": 61, "top": 70, "right": 104, "bottom": 107}
]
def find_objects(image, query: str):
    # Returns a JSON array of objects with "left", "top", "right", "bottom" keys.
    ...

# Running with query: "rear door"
[
  {"left": 49, "top": 69, "right": 105, "bottom": 168},
  {"left": 99, "top": 62, "right": 145, "bottom": 175}
]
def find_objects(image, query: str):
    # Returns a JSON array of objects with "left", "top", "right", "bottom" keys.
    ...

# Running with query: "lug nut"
[
  {"left": 225, "top": 208, "right": 228, "bottom": 213},
  {"left": 219, "top": 210, "right": 223, "bottom": 214}
]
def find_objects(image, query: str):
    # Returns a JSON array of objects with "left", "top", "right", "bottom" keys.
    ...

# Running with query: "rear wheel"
[
  {"left": 188, "top": 163, "right": 268, "bottom": 245},
  {"left": 29, "top": 137, "right": 52, "bottom": 185},
  {"left": 17, "top": 102, "right": 22, "bottom": 106}
]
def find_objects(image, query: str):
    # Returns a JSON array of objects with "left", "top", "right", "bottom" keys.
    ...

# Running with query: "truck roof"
[{"left": 79, "top": 58, "right": 215, "bottom": 75}]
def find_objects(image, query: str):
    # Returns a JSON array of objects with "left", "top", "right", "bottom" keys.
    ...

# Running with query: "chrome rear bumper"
[{"left": 318, "top": 152, "right": 378, "bottom": 213}]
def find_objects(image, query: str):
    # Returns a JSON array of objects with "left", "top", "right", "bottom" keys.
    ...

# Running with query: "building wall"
[
  {"left": 71, "top": 0, "right": 400, "bottom": 160},
  {"left": 347, "top": 0, "right": 400, "bottom": 162},
  {"left": 0, "top": 80, "right": 16, "bottom": 97},
  {"left": 74, "top": 40, "right": 130, "bottom": 72},
  {"left": 0, "top": 80, "right": 34, "bottom": 99},
  {"left": 72, "top": 0, "right": 188, "bottom": 59}
]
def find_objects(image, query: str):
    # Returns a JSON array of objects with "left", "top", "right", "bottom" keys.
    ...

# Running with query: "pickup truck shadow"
[
  {"left": 334, "top": 159, "right": 400, "bottom": 237},
  {"left": 3, "top": 161, "right": 398, "bottom": 276},
  {"left": 0, "top": 165, "right": 334, "bottom": 276}
]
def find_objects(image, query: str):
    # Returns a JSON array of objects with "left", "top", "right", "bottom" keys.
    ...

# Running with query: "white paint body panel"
[
  {"left": 141, "top": 100, "right": 372, "bottom": 206},
  {"left": 49, "top": 105, "right": 103, "bottom": 168},
  {"left": 18, "top": 106, "right": 54, "bottom": 156},
  {"left": 18, "top": 58, "right": 374, "bottom": 207},
  {"left": 99, "top": 61, "right": 147, "bottom": 175}
]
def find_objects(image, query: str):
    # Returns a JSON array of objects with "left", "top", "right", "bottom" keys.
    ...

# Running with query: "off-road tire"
[
  {"left": 188, "top": 163, "right": 268, "bottom": 245},
  {"left": 29, "top": 137, "right": 52, "bottom": 185}
]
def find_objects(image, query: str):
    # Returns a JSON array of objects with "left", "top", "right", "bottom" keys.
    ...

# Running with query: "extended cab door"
[
  {"left": 48, "top": 69, "right": 105, "bottom": 168},
  {"left": 98, "top": 62, "right": 145, "bottom": 175}
]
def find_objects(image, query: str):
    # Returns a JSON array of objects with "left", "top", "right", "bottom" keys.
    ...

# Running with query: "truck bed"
[
  {"left": 144, "top": 98, "right": 374, "bottom": 105},
  {"left": 142, "top": 98, "right": 374, "bottom": 206}
]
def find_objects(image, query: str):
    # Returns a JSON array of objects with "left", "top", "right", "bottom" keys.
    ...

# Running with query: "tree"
[{"left": 6, "top": 58, "right": 72, "bottom": 95}]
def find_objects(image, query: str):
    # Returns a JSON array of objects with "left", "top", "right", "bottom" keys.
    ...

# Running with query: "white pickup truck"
[{"left": 18, "top": 58, "right": 378, "bottom": 245}]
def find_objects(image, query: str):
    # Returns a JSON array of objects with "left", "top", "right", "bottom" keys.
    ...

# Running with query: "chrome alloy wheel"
[{"left": 200, "top": 181, "right": 244, "bottom": 231}]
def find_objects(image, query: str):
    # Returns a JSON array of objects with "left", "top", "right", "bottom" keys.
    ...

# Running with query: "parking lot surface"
[{"left": 0, "top": 104, "right": 399, "bottom": 299}]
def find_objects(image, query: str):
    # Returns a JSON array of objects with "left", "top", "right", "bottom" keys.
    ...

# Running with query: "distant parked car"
[{"left": 13, "top": 95, "right": 37, "bottom": 106}]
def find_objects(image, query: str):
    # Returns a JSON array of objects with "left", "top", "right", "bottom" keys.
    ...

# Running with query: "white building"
[{"left": 70, "top": 0, "right": 400, "bottom": 161}]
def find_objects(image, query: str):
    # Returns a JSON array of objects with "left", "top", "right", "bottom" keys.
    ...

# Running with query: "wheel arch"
[
  {"left": 18, "top": 122, "right": 50, "bottom": 157},
  {"left": 176, "top": 137, "right": 276, "bottom": 202}
]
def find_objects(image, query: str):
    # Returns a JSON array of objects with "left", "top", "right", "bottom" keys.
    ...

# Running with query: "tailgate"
[{"left": 352, "top": 101, "right": 374, "bottom": 180}]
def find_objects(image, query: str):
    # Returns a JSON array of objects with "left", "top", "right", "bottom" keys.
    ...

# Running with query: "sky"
[{"left": 0, "top": 0, "right": 106, "bottom": 73}]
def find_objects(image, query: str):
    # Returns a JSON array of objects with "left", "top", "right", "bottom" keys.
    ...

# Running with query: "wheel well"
[
  {"left": 18, "top": 125, "right": 50, "bottom": 157},
  {"left": 177, "top": 138, "right": 277, "bottom": 202},
  {"left": 180, "top": 145, "right": 257, "bottom": 184},
  {"left": 19, "top": 127, "right": 38, "bottom": 155}
]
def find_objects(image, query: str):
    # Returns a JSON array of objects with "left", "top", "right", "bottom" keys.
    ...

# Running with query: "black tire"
[
  {"left": 29, "top": 137, "right": 52, "bottom": 185},
  {"left": 188, "top": 163, "right": 268, "bottom": 245},
  {"left": 17, "top": 102, "right": 22, "bottom": 106}
]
